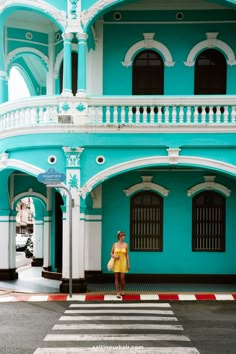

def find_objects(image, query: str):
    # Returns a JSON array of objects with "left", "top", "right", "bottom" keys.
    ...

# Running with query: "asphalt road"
[{"left": 0, "top": 301, "right": 236, "bottom": 354}]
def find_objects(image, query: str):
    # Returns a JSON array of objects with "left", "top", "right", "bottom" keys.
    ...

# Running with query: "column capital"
[
  {"left": 62, "top": 32, "right": 74, "bottom": 41},
  {"left": 76, "top": 32, "right": 88, "bottom": 41},
  {"left": 63, "top": 147, "right": 84, "bottom": 168}
]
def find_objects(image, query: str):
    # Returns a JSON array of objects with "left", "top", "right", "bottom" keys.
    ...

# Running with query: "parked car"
[{"left": 16, "top": 234, "right": 31, "bottom": 251}]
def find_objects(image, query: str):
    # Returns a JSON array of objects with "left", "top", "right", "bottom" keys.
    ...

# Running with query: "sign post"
[{"left": 37, "top": 169, "right": 73, "bottom": 298}]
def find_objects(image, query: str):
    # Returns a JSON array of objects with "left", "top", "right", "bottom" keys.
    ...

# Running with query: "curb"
[{"left": 0, "top": 293, "right": 236, "bottom": 302}]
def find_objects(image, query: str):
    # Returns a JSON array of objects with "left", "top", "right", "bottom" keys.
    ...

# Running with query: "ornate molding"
[
  {"left": 63, "top": 146, "right": 84, "bottom": 168},
  {"left": 81, "top": 0, "right": 117, "bottom": 28},
  {"left": 0, "top": 0, "right": 67, "bottom": 29},
  {"left": 123, "top": 175, "right": 169, "bottom": 197},
  {"left": 6, "top": 47, "right": 48, "bottom": 68},
  {"left": 122, "top": 33, "right": 175, "bottom": 67},
  {"left": 167, "top": 148, "right": 181, "bottom": 165},
  {"left": 187, "top": 176, "right": 231, "bottom": 197},
  {"left": 184, "top": 32, "right": 236, "bottom": 67}
]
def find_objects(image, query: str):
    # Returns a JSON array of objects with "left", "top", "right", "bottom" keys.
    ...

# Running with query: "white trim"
[
  {"left": 187, "top": 176, "right": 231, "bottom": 197},
  {"left": 123, "top": 176, "right": 169, "bottom": 197},
  {"left": 122, "top": 33, "right": 175, "bottom": 67},
  {"left": 7, "top": 47, "right": 49, "bottom": 68},
  {"left": 81, "top": 155, "right": 236, "bottom": 198},
  {"left": 185, "top": 33, "right": 236, "bottom": 66},
  {"left": 0, "top": 158, "right": 44, "bottom": 176},
  {"left": 11, "top": 191, "right": 48, "bottom": 209}
]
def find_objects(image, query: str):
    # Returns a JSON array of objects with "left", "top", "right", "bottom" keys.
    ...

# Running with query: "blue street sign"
[{"left": 37, "top": 168, "right": 66, "bottom": 185}]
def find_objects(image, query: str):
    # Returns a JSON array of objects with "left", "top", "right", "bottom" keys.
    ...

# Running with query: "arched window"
[
  {"left": 192, "top": 191, "right": 225, "bottom": 251},
  {"left": 60, "top": 52, "right": 78, "bottom": 95},
  {"left": 194, "top": 49, "right": 226, "bottom": 94},
  {"left": 132, "top": 50, "right": 164, "bottom": 95},
  {"left": 130, "top": 191, "right": 163, "bottom": 251}
]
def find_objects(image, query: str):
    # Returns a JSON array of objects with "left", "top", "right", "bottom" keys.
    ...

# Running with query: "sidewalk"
[{"left": 1, "top": 266, "right": 236, "bottom": 302}]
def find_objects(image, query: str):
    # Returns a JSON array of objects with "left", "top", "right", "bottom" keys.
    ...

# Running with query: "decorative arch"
[
  {"left": 187, "top": 176, "right": 231, "bottom": 197},
  {"left": 122, "top": 33, "right": 175, "bottom": 67},
  {"left": 0, "top": 0, "right": 66, "bottom": 30},
  {"left": 80, "top": 151, "right": 236, "bottom": 199},
  {"left": 6, "top": 47, "right": 49, "bottom": 69},
  {"left": 12, "top": 190, "right": 48, "bottom": 210},
  {"left": 123, "top": 176, "right": 169, "bottom": 197},
  {"left": 185, "top": 32, "right": 236, "bottom": 67}
]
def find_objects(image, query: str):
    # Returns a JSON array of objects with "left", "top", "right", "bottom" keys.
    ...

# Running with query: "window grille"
[
  {"left": 192, "top": 191, "right": 225, "bottom": 251},
  {"left": 130, "top": 191, "right": 163, "bottom": 251}
]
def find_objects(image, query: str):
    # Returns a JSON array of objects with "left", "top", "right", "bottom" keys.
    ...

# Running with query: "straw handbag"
[{"left": 107, "top": 257, "right": 115, "bottom": 271}]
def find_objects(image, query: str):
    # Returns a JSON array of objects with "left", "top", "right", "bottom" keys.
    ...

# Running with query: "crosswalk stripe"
[
  {"left": 59, "top": 315, "right": 178, "bottom": 321},
  {"left": 53, "top": 323, "right": 183, "bottom": 330},
  {"left": 69, "top": 303, "right": 171, "bottom": 308},
  {"left": 44, "top": 333, "right": 191, "bottom": 341},
  {"left": 65, "top": 309, "right": 174, "bottom": 315},
  {"left": 34, "top": 347, "right": 200, "bottom": 354}
]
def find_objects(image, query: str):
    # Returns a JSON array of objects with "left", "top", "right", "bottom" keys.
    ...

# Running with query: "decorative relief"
[
  {"left": 187, "top": 176, "right": 231, "bottom": 197},
  {"left": 167, "top": 148, "right": 181, "bottom": 165},
  {"left": 70, "top": 0, "right": 79, "bottom": 19},
  {"left": 63, "top": 147, "right": 84, "bottom": 168},
  {"left": 68, "top": 173, "right": 79, "bottom": 191},
  {"left": 123, "top": 176, "right": 169, "bottom": 197},
  {"left": 184, "top": 32, "right": 236, "bottom": 67},
  {"left": 122, "top": 33, "right": 175, "bottom": 67}
]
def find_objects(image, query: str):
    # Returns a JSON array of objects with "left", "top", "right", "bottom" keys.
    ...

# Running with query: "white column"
[
  {"left": 43, "top": 214, "right": 51, "bottom": 268},
  {"left": 33, "top": 219, "right": 43, "bottom": 259},
  {"left": 62, "top": 147, "right": 85, "bottom": 282},
  {"left": 46, "top": 31, "right": 55, "bottom": 95}
]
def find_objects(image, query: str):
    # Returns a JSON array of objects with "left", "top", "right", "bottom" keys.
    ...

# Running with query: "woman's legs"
[
  {"left": 114, "top": 273, "right": 120, "bottom": 294},
  {"left": 120, "top": 273, "right": 125, "bottom": 293}
]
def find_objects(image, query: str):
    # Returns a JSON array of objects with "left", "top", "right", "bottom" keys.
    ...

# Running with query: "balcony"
[{"left": 1, "top": 95, "right": 236, "bottom": 137}]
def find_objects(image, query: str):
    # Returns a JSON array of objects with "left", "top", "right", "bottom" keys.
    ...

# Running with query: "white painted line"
[
  {"left": 69, "top": 303, "right": 171, "bottom": 308},
  {"left": 59, "top": 315, "right": 178, "bottom": 321},
  {"left": 44, "top": 334, "right": 190, "bottom": 341},
  {"left": 53, "top": 323, "right": 183, "bottom": 330},
  {"left": 34, "top": 347, "right": 200, "bottom": 354},
  {"left": 65, "top": 309, "right": 174, "bottom": 315},
  {"left": 178, "top": 294, "right": 197, "bottom": 301},
  {"left": 29, "top": 296, "right": 48, "bottom": 302},
  {"left": 140, "top": 294, "right": 159, "bottom": 300},
  {"left": 0, "top": 296, "right": 15, "bottom": 302},
  {"left": 104, "top": 294, "right": 122, "bottom": 301},
  {"left": 66, "top": 295, "right": 86, "bottom": 301},
  {"left": 215, "top": 294, "right": 234, "bottom": 301}
]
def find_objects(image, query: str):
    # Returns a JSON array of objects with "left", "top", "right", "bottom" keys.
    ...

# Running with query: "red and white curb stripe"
[{"left": 0, "top": 293, "right": 236, "bottom": 302}]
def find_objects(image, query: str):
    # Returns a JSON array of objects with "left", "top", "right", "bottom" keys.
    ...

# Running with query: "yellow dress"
[{"left": 113, "top": 247, "right": 128, "bottom": 273}]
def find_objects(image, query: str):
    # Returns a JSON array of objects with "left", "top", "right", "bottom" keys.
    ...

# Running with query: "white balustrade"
[{"left": 0, "top": 95, "right": 236, "bottom": 133}]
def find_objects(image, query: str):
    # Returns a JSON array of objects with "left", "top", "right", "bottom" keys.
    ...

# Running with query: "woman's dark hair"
[{"left": 117, "top": 231, "right": 125, "bottom": 239}]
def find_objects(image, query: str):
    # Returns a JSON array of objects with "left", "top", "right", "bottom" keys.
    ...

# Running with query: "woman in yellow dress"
[{"left": 110, "top": 231, "right": 130, "bottom": 297}]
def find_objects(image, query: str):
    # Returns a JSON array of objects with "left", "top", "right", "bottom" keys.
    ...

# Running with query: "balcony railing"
[{"left": 1, "top": 95, "right": 236, "bottom": 134}]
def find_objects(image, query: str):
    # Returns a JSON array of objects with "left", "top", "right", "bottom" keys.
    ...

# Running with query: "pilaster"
[{"left": 60, "top": 146, "right": 87, "bottom": 292}]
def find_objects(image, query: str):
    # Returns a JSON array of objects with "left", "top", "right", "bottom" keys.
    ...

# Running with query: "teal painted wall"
[
  {"left": 101, "top": 170, "right": 236, "bottom": 274},
  {"left": 103, "top": 11, "right": 236, "bottom": 95}
]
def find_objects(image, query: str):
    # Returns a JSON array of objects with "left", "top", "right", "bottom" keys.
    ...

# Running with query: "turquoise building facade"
[{"left": 1, "top": 0, "right": 236, "bottom": 292}]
